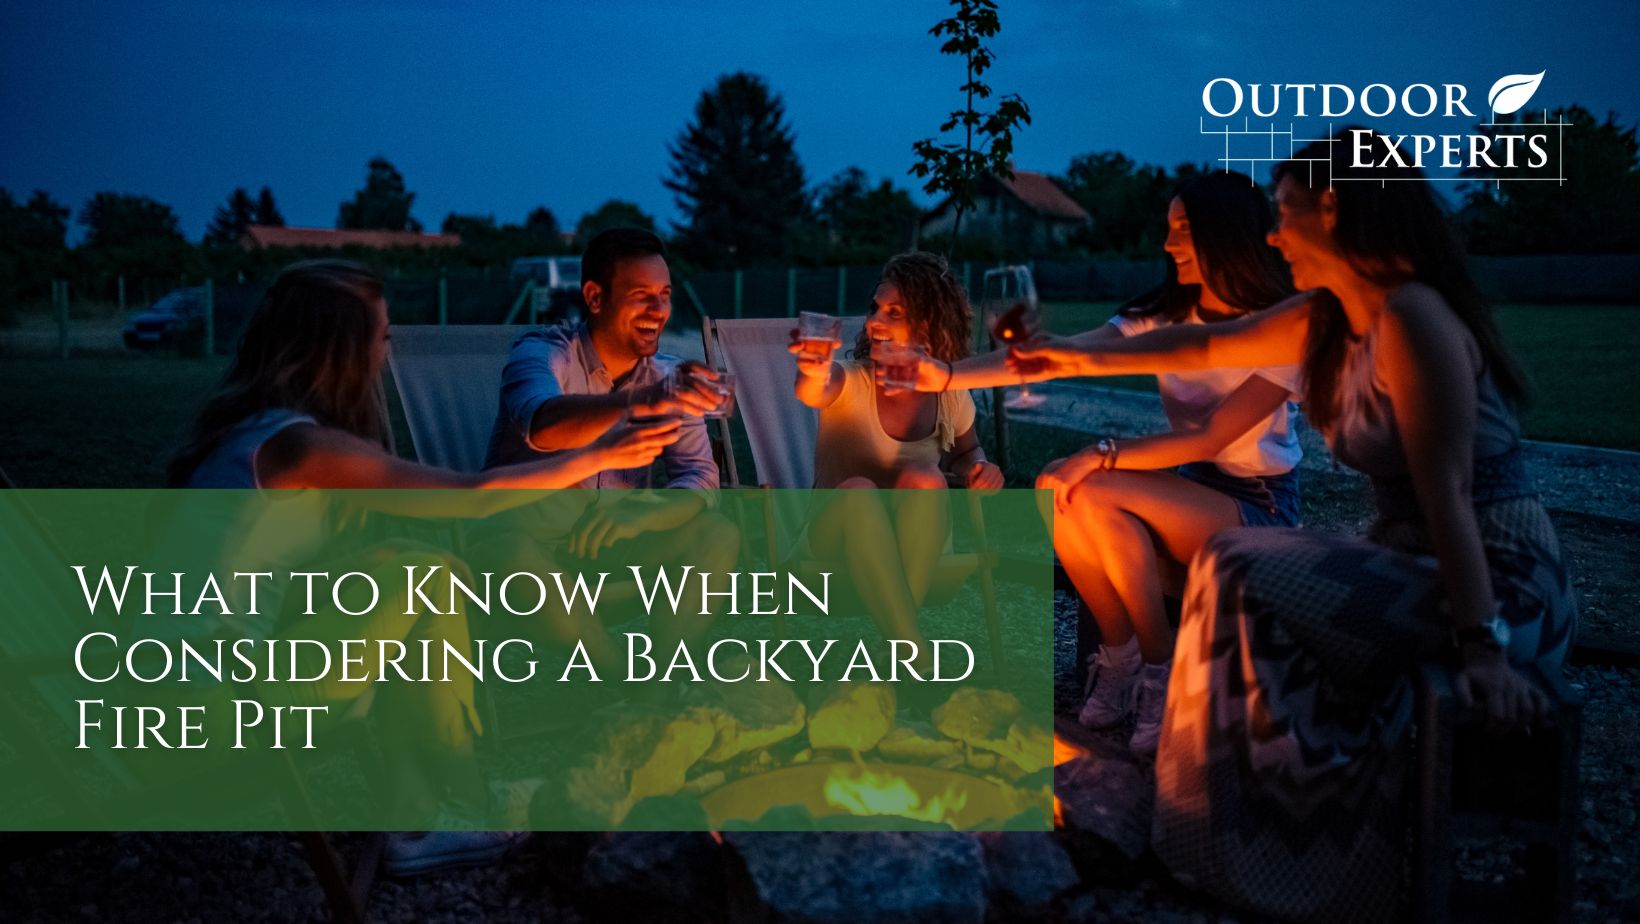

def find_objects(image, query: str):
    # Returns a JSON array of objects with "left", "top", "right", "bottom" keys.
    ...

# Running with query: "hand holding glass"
[
  {"left": 873, "top": 341, "right": 920, "bottom": 392},
  {"left": 798, "top": 311, "right": 843, "bottom": 360}
]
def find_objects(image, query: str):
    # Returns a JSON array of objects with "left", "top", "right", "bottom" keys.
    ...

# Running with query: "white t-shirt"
[{"left": 1109, "top": 308, "right": 1302, "bottom": 478}]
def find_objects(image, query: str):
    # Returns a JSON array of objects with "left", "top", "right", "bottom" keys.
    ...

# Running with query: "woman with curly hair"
[{"left": 788, "top": 251, "right": 1002, "bottom": 665}]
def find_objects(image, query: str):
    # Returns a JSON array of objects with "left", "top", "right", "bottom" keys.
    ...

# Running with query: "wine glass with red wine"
[{"left": 981, "top": 267, "right": 1045, "bottom": 409}]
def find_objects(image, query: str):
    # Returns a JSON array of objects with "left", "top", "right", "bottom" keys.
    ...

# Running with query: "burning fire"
[{"left": 822, "top": 766, "right": 968, "bottom": 824}]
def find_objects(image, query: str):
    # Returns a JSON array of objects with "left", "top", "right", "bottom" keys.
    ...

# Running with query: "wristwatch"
[{"left": 1454, "top": 616, "right": 1511, "bottom": 652}]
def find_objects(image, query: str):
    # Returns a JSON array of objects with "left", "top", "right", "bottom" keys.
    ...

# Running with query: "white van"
[{"left": 510, "top": 256, "right": 583, "bottom": 322}]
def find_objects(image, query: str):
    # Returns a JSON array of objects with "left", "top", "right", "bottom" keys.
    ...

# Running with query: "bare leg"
[
  {"left": 1064, "top": 469, "right": 1243, "bottom": 664},
  {"left": 627, "top": 510, "right": 741, "bottom": 653},
  {"left": 467, "top": 532, "right": 626, "bottom": 675},
  {"left": 1049, "top": 497, "right": 1136, "bottom": 647},
  {"left": 890, "top": 464, "right": 949, "bottom": 607},
  {"left": 807, "top": 477, "right": 930, "bottom": 655}
]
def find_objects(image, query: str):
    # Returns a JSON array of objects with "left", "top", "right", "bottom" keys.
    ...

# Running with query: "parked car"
[
  {"left": 123, "top": 287, "right": 207, "bottom": 351},
  {"left": 509, "top": 256, "right": 583, "bottom": 322}
]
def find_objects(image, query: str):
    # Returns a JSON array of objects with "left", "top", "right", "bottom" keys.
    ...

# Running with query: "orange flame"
[{"left": 822, "top": 766, "right": 967, "bottom": 823}]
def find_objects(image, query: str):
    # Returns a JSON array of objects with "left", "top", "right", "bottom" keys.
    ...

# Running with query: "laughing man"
[{"left": 479, "top": 227, "right": 740, "bottom": 671}]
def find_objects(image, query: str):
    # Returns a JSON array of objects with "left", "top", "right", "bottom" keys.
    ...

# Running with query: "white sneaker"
[
  {"left": 1077, "top": 644, "right": 1140, "bottom": 729},
  {"left": 1128, "top": 661, "right": 1171, "bottom": 756},
  {"left": 385, "top": 830, "right": 529, "bottom": 878}
]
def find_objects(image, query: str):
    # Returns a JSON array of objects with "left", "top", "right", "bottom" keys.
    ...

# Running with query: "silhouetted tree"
[
  {"left": 1460, "top": 105, "right": 1640, "bottom": 253},
  {"left": 813, "top": 167, "right": 920, "bottom": 262},
  {"left": 0, "top": 188, "right": 72, "bottom": 311},
  {"left": 442, "top": 212, "right": 497, "bottom": 237},
  {"left": 1052, "top": 154, "right": 1213, "bottom": 256},
  {"left": 78, "top": 192, "right": 184, "bottom": 248},
  {"left": 525, "top": 206, "right": 561, "bottom": 243},
  {"left": 665, "top": 72, "right": 808, "bottom": 267},
  {"left": 575, "top": 199, "right": 656, "bottom": 243},
  {"left": 337, "top": 157, "right": 421, "bottom": 231},
  {"left": 75, "top": 192, "right": 194, "bottom": 296},
  {"left": 254, "top": 186, "right": 285, "bottom": 226},
  {"left": 205, "top": 188, "right": 258, "bottom": 245}
]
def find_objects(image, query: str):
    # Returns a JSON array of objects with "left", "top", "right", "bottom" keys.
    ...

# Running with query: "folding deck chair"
[
  {"left": 699, "top": 317, "right": 1006, "bottom": 669},
  {"left": 0, "top": 474, "right": 383, "bottom": 924},
  {"left": 386, "top": 325, "right": 532, "bottom": 473}
]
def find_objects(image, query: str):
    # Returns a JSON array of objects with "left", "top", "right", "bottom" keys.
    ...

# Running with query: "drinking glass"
[
  {"left": 701, "top": 370, "right": 737, "bottom": 419},
  {"left": 980, "top": 267, "right": 1045, "bottom": 410},
  {"left": 626, "top": 367, "right": 678, "bottom": 494},
  {"left": 874, "top": 341, "right": 919, "bottom": 392},
  {"left": 798, "top": 311, "right": 843, "bottom": 361}
]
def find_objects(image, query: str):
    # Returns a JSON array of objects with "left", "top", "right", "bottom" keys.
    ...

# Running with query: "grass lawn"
[
  {"left": 1041, "top": 301, "right": 1640, "bottom": 451},
  {"left": 1, "top": 301, "right": 1634, "bottom": 488},
  {"left": 1495, "top": 304, "right": 1640, "bottom": 448}
]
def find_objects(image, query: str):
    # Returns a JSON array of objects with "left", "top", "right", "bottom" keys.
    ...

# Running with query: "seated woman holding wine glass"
[
  {"left": 887, "top": 173, "right": 1302, "bottom": 754},
  {"left": 787, "top": 251, "right": 1003, "bottom": 672}
]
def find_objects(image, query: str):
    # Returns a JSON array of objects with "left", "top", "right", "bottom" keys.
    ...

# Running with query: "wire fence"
[{"left": 7, "top": 255, "right": 1636, "bottom": 360}]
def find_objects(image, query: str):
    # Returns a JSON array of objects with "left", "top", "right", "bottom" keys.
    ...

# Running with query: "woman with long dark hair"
[
  {"left": 1036, "top": 172, "right": 1299, "bottom": 754},
  {"left": 1008, "top": 131, "right": 1577, "bottom": 921},
  {"left": 169, "top": 259, "right": 679, "bottom": 876},
  {"left": 889, "top": 173, "right": 1299, "bottom": 751}
]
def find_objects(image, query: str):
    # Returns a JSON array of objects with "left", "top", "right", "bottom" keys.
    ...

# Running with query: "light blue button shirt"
[{"left": 483, "top": 323, "right": 720, "bottom": 492}]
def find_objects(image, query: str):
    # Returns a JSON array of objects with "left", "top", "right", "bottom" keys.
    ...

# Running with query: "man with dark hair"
[{"left": 481, "top": 227, "right": 738, "bottom": 670}]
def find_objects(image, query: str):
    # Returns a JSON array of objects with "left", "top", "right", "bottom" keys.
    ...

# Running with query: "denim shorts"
[{"left": 1178, "top": 462, "right": 1302, "bottom": 528}]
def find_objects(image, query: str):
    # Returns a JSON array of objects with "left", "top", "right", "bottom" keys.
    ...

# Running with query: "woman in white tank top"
[{"left": 895, "top": 173, "right": 1301, "bottom": 754}]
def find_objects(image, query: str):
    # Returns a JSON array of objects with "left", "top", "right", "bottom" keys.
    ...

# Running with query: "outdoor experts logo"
[{"left": 1196, "top": 72, "right": 1567, "bottom": 185}]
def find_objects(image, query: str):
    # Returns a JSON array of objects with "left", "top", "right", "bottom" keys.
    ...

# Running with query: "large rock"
[
  {"left": 977, "top": 831, "right": 1080, "bottom": 920},
  {"left": 1054, "top": 744, "right": 1153, "bottom": 866},
  {"left": 581, "top": 831, "right": 725, "bottom": 924},
  {"left": 931, "top": 688, "right": 1021, "bottom": 743},
  {"left": 691, "top": 670, "right": 807, "bottom": 764},
  {"left": 807, "top": 683, "right": 897, "bottom": 753},
  {"left": 724, "top": 831, "right": 987, "bottom": 924},
  {"left": 562, "top": 708, "right": 718, "bottom": 825}
]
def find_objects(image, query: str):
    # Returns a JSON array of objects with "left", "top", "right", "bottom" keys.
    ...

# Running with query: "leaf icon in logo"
[{"left": 1487, "top": 71, "right": 1545, "bottom": 115}]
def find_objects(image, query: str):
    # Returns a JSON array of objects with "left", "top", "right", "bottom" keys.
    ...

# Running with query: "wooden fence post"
[
  {"left": 55, "top": 280, "right": 70, "bottom": 359},
  {"left": 836, "top": 266, "right": 847, "bottom": 314},
  {"left": 203, "top": 278, "right": 215, "bottom": 357}
]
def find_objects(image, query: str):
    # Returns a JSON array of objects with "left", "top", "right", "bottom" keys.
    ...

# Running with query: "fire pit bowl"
[{"left": 698, "top": 760, "right": 1032, "bottom": 830}]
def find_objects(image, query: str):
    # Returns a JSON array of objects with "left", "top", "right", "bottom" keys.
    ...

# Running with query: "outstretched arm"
[
  {"left": 888, "top": 325, "right": 1123, "bottom": 394},
  {"left": 255, "top": 419, "right": 682, "bottom": 517},
  {"left": 1009, "top": 292, "right": 1315, "bottom": 380}
]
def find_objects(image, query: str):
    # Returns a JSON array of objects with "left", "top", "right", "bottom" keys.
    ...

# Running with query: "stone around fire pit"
[
  {"left": 724, "top": 831, "right": 987, "bottom": 924},
  {"left": 582, "top": 830, "right": 726, "bottom": 924},
  {"left": 1054, "top": 740, "right": 1153, "bottom": 868},
  {"left": 687, "top": 664, "right": 808, "bottom": 763},
  {"left": 807, "top": 682, "right": 897, "bottom": 752},
  {"left": 932, "top": 688, "right": 1021, "bottom": 742},
  {"left": 562, "top": 708, "right": 718, "bottom": 826},
  {"left": 978, "top": 831, "right": 1081, "bottom": 920}
]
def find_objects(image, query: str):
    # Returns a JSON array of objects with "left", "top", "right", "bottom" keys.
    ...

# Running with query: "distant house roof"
[
  {"left": 997, "top": 170, "right": 1090, "bottom": 223},
  {"left": 924, "top": 169, "right": 1091, "bottom": 224},
  {"left": 240, "top": 225, "right": 462, "bottom": 250}
]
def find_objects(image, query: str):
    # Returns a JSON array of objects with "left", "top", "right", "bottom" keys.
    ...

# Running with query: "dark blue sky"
[{"left": 4, "top": 0, "right": 1637, "bottom": 241}]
